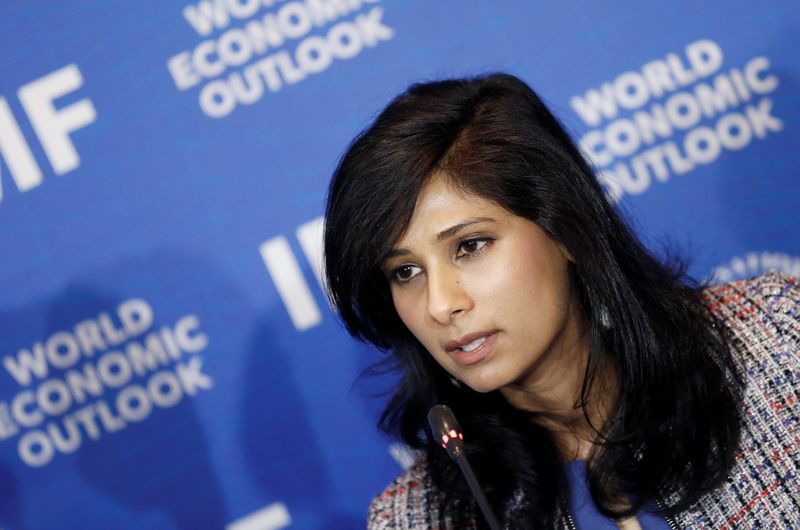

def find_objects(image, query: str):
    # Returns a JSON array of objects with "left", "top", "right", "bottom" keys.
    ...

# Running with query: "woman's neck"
[
  {"left": 504, "top": 374, "right": 617, "bottom": 461},
  {"left": 499, "top": 308, "right": 617, "bottom": 460}
]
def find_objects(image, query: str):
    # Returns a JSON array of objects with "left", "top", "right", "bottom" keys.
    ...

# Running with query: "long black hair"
[{"left": 324, "top": 73, "right": 742, "bottom": 528}]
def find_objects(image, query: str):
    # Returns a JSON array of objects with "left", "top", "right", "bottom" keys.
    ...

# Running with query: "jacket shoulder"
[
  {"left": 702, "top": 271, "right": 799, "bottom": 338},
  {"left": 679, "top": 272, "right": 800, "bottom": 527},
  {"left": 702, "top": 270, "right": 798, "bottom": 301}
]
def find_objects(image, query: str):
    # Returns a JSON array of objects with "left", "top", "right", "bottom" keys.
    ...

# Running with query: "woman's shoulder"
[
  {"left": 702, "top": 271, "right": 799, "bottom": 341},
  {"left": 677, "top": 272, "right": 800, "bottom": 527},
  {"left": 367, "top": 458, "right": 444, "bottom": 530},
  {"left": 702, "top": 270, "right": 798, "bottom": 304},
  {"left": 701, "top": 271, "right": 799, "bottom": 381}
]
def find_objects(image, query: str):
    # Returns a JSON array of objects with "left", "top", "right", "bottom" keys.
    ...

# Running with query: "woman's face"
[{"left": 383, "top": 175, "right": 587, "bottom": 395}]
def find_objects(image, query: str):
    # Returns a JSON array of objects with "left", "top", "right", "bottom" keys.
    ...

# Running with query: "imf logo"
[{"left": 0, "top": 64, "right": 96, "bottom": 203}]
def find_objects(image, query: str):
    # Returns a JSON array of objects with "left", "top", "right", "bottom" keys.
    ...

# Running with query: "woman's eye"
[
  {"left": 392, "top": 264, "right": 421, "bottom": 283},
  {"left": 457, "top": 238, "right": 489, "bottom": 258}
]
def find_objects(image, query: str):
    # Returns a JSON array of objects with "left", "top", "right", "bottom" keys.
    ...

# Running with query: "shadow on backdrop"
[{"left": 240, "top": 313, "right": 364, "bottom": 529}]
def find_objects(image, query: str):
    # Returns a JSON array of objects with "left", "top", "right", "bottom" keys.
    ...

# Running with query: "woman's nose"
[{"left": 426, "top": 268, "right": 473, "bottom": 324}]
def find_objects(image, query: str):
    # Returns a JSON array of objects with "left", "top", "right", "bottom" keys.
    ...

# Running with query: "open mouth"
[
  {"left": 449, "top": 332, "right": 498, "bottom": 366},
  {"left": 459, "top": 336, "right": 487, "bottom": 352}
]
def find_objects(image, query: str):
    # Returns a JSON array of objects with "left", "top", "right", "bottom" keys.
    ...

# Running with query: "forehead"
[{"left": 395, "top": 176, "right": 507, "bottom": 244}]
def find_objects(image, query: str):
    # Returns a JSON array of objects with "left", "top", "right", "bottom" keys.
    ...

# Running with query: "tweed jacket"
[{"left": 367, "top": 272, "right": 800, "bottom": 529}]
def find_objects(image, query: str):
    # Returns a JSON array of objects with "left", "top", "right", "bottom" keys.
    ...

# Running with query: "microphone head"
[{"left": 427, "top": 405, "right": 465, "bottom": 460}]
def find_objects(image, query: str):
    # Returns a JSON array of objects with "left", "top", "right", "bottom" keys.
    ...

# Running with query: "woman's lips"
[{"left": 449, "top": 332, "right": 499, "bottom": 366}]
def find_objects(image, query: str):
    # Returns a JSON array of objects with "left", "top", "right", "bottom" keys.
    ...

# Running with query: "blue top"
[{"left": 564, "top": 460, "right": 671, "bottom": 529}]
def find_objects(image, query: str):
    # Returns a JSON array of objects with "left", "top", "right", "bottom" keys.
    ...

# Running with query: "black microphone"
[{"left": 427, "top": 405, "right": 502, "bottom": 530}]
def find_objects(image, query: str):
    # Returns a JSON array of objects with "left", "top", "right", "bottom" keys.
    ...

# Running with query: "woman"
[{"left": 323, "top": 73, "right": 799, "bottom": 528}]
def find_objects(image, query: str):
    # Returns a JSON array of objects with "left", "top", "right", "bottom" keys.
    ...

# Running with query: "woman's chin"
[{"left": 462, "top": 375, "right": 505, "bottom": 394}]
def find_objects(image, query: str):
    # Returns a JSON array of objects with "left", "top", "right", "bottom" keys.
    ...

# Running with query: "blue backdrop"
[{"left": 0, "top": 1, "right": 798, "bottom": 528}]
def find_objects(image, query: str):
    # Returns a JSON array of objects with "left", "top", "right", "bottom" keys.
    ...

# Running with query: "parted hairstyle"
[{"left": 324, "top": 73, "right": 742, "bottom": 528}]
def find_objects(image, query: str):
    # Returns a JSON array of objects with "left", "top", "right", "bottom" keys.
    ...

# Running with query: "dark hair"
[{"left": 324, "top": 73, "right": 742, "bottom": 528}]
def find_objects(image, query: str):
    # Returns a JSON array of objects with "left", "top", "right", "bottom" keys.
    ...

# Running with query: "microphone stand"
[{"left": 454, "top": 452, "right": 501, "bottom": 530}]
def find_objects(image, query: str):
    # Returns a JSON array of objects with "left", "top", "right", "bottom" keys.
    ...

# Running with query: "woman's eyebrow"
[
  {"left": 435, "top": 217, "right": 495, "bottom": 241},
  {"left": 383, "top": 248, "right": 411, "bottom": 261},
  {"left": 383, "top": 217, "right": 496, "bottom": 262}
]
